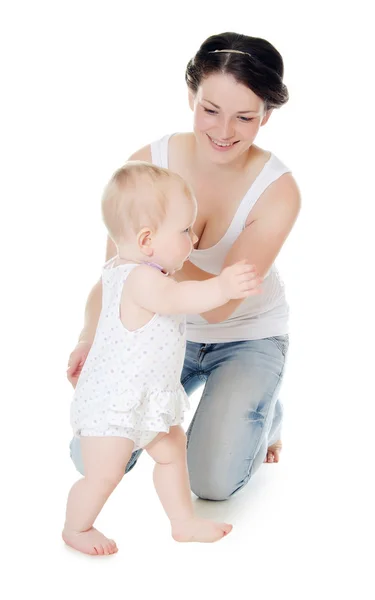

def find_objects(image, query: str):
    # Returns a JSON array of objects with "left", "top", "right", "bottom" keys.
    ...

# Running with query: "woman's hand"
[{"left": 66, "top": 341, "right": 92, "bottom": 388}]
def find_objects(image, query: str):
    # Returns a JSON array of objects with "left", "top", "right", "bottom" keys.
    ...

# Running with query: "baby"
[{"left": 63, "top": 161, "right": 261, "bottom": 555}]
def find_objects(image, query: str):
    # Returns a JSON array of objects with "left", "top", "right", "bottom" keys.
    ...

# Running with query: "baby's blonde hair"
[{"left": 101, "top": 161, "right": 191, "bottom": 245}]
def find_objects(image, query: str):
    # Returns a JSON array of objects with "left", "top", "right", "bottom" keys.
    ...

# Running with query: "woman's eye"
[{"left": 204, "top": 107, "right": 253, "bottom": 122}]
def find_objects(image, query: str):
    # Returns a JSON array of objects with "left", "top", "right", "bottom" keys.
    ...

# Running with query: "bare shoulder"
[
  {"left": 168, "top": 133, "right": 195, "bottom": 172},
  {"left": 248, "top": 172, "right": 301, "bottom": 225},
  {"left": 169, "top": 132, "right": 194, "bottom": 151},
  {"left": 126, "top": 264, "right": 172, "bottom": 292},
  {"left": 126, "top": 264, "right": 156, "bottom": 286},
  {"left": 128, "top": 144, "right": 152, "bottom": 162},
  {"left": 128, "top": 133, "right": 193, "bottom": 173},
  {"left": 271, "top": 172, "right": 301, "bottom": 208},
  {"left": 120, "top": 266, "right": 156, "bottom": 328}
]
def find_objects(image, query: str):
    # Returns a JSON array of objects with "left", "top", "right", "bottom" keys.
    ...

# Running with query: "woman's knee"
[
  {"left": 188, "top": 458, "right": 249, "bottom": 501},
  {"left": 70, "top": 436, "right": 84, "bottom": 475},
  {"left": 188, "top": 436, "right": 268, "bottom": 501},
  {"left": 189, "top": 471, "right": 246, "bottom": 501}
]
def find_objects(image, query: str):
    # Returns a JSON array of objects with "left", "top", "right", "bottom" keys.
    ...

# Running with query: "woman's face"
[{"left": 190, "top": 72, "right": 271, "bottom": 165}]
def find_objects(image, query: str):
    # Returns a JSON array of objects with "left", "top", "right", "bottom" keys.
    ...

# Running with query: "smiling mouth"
[{"left": 207, "top": 134, "right": 239, "bottom": 148}]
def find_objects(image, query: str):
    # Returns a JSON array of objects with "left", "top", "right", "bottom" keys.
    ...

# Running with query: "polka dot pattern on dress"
[{"left": 70, "top": 261, "right": 189, "bottom": 450}]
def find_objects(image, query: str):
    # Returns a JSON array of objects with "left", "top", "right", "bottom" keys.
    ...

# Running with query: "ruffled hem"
[
  {"left": 106, "top": 386, "right": 189, "bottom": 432},
  {"left": 78, "top": 427, "right": 161, "bottom": 451}
]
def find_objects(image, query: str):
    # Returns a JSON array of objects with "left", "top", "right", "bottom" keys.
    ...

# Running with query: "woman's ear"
[
  {"left": 188, "top": 89, "right": 195, "bottom": 111},
  {"left": 261, "top": 109, "right": 273, "bottom": 127},
  {"left": 137, "top": 227, "right": 154, "bottom": 257}
]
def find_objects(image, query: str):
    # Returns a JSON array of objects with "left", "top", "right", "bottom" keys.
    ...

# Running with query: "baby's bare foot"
[
  {"left": 264, "top": 440, "right": 282, "bottom": 463},
  {"left": 171, "top": 517, "right": 232, "bottom": 543},
  {"left": 62, "top": 526, "right": 118, "bottom": 556}
]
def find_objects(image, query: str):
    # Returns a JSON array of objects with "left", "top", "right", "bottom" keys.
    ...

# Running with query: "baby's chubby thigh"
[
  {"left": 80, "top": 436, "right": 135, "bottom": 488},
  {"left": 70, "top": 434, "right": 140, "bottom": 476},
  {"left": 69, "top": 427, "right": 186, "bottom": 476},
  {"left": 70, "top": 436, "right": 134, "bottom": 476},
  {"left": 145, "top": 426, "right": 187, "bottom": 463}
]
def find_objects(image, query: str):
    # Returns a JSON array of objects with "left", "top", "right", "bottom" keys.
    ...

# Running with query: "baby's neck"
[
  {"left": 114, "top": 251, "right": 166, "bottom": 273},
  {"left": 115, "top": 246, "right": 145, "bottom": 266}
]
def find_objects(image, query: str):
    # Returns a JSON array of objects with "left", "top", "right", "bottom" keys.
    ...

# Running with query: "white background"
[{"left": 1, "top": 1, "right": 374, "bottom": 598}]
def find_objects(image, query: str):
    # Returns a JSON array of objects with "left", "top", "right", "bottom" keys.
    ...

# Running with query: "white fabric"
[
  {"left": 150, "top": 134, "right": 291, "bottom": 342},
  {"left": 71, "top": 259, "right": 189, "bottom": 449}
]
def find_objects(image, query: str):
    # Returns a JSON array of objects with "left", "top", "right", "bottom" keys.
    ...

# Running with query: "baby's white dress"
[{"left": 71, "top": 259, "right": 189, "bottom": 450}]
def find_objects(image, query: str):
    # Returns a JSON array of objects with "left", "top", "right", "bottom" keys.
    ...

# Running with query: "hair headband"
[{"left": 208, "top": 49, "right": 252, "bottom": 58}]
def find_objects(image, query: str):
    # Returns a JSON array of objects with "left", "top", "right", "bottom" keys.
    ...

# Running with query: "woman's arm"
[
  {"left": 128, "top": 262, "right": 259, "bottom": 316},
  {"left": 175, "top": 173, "right": 301, "bottom": 324},
  {"left": 173, "top": 260, "right": 216, "bottom": 283}
]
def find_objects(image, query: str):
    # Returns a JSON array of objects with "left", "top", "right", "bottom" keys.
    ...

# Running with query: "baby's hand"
[
  {"left": 218, "top": 260, "right": 262, "bottom": 301},
  {"left": 67, "top": 341, "right": 92, "bottom": 388}
]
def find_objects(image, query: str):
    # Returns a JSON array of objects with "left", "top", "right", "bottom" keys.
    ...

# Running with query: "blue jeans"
[{"left": 70, "top": 335, "right": 289, "bottom": 501}]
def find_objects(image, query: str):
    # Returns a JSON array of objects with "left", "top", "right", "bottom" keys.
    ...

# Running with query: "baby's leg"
[
  {"left": 146, "top": 426, "right": 232, "bottom": 543},
  {"left": 63, "top": 436, "right": 134, "bottom": 555}
]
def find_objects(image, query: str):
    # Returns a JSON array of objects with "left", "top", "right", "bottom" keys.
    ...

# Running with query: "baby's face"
[{"left": 152, "top": 185, "right": 198, "bottom": 273}]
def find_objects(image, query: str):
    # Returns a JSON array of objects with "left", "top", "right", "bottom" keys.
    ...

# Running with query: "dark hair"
[{"left": 185, "top": 32, "right": 289, "bottom": 110}]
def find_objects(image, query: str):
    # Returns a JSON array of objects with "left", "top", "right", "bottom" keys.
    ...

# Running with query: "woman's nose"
[{"left": 218, "top": 116, "right": 235, "bottom": 140}]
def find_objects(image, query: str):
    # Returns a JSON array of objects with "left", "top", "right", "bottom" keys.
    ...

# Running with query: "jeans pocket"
[{"left": 269, "top": 335, "right": 289, "bottom": 357}]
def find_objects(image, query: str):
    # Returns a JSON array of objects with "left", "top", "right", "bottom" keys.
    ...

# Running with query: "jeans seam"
[
  {"left": 181, "top": 370, "right": 206, "bottom": 388},
  {"left": 269, "top": 335, "right": 289, "bottom": 357}
]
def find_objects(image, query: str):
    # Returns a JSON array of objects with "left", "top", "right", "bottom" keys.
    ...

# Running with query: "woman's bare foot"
[
  {"left": 62, "top": 526, "right": 118, "bottom": 556},
  {"left": 171, "top": 518, "right": 233, "bottom": 543},
  {"left": 264, "top": 440, "right": 282, "bottom": 463}
]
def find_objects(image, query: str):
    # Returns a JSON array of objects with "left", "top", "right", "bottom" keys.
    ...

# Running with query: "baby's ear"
[{"left": 137, "top": 227, "right": 154, "bottom": 257}]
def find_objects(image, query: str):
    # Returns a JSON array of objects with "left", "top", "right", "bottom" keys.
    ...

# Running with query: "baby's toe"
[
  {"left": 107, "top": 542, "right": 117, "bottom": 555},
  {"left": 222, "top": 523, "right": 233, "bottom": 535}
]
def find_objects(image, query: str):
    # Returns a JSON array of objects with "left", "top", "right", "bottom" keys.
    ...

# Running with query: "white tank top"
[{"left": 151, "top": 134, "right": 291, "bottom": 343}]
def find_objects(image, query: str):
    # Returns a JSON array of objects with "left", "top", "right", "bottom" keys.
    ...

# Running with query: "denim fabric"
[{"left": 70, "top": 335, "right": 288, "bottom": 501}]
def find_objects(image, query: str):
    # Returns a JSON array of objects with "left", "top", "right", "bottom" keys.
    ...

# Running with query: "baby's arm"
[{"left": 127, "top": 262, "right": 261, "bottom": 316}]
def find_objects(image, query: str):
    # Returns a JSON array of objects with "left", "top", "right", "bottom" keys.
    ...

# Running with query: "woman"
[{"left": 67, "top": 31, "right": 301, "bottom": 501}]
